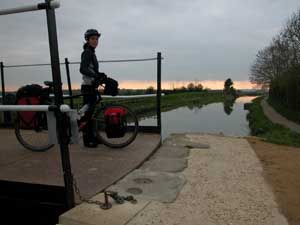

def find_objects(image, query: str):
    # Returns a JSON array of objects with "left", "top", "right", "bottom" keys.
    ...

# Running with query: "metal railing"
[{"left": 0, "top": 53, "right": 163, "bottom": 131}]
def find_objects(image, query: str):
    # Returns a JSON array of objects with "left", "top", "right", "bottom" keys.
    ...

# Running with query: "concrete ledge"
[{"left": 59, "top": 193, "right": 150, "bottom": 225}]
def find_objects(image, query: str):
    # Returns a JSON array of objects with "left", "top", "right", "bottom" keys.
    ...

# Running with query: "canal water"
[{"left": 139, "top": 96, "right": 257, "bottom": 139}]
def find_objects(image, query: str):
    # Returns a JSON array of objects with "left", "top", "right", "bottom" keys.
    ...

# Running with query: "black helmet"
[{"left": 84, "top": 29, "right": 101, "bottom": 41}]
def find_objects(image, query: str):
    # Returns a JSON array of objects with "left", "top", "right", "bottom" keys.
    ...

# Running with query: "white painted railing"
[
  {"left": 0, "top": 104, "right": 70, "bottom": 112},
  {"left": 0, "top": 1, "right": 60, "bottom": 16},
  {"left": 0, "top": 93, "right": 164, "bottom": 100},
  {"left": 0, "top": 104, "right": 78, "bottom": 144}
]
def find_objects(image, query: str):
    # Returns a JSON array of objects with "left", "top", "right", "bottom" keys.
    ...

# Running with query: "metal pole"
[
  {"left": 65, "top": 58, "right": 73, "bottom": 109},
  {"left": 0, "top": 1, "right": 60, "bottom": 15},
  {"left": 45, "top": 0, "right": 74, "bottom": 208},
  {"left": 0, "top": 62, "right": 5, "bottom": 105},
  {"left": 156, "top": 52, "right": 162, "bottom": 134},
  {"left": 0, "top": 61, "right": 9, "bottom": 126}
]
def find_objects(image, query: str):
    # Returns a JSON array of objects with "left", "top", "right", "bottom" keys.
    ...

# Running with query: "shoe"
[
  {"left": 84, "top": 141, "right": 98, "bottom": 148},
  {"left": 83, "top": 134, "right": 98, "bottom": 148}
]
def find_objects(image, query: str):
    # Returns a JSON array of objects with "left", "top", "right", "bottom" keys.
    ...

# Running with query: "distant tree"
[
  {"left": 187, "top": 83, "right": 195, "bottom": 91},
  {"left": 224, "top": 78, "right": 237, "bottom": 96},
  {"left": 195, "top": 83, "right": 203, "bottom": 91},
  {"left": 224, "top": 78, "right": 233, "bottom": 90},
  {"left": 145, "top": 86, "right": 155, "bottom": 94},
  {"left": 179, "top": 86, "right": 187, "bottom": 92}
]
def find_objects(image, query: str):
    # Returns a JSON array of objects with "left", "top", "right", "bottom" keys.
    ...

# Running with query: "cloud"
[{"left": 0, "top": 0, "right": 299, "bottom": 89}]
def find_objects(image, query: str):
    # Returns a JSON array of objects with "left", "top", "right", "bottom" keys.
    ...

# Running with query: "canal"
[{"left": 140, "top": 96, "right": 257, "bottom": 138}]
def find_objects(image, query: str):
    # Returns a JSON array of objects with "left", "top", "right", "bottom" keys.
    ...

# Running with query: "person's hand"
[{"left": 93, "top": 73, "right": 107, "bottom": 87}]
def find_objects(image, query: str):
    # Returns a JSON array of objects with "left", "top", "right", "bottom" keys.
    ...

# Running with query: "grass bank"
[
  {"left": 247, "top": 97, "right": 300, "bottom": 147},
  {"left": 101, "top": 91, "right": 225, "bottom": 117},
  {"left": 267, "top": 97, "right": 300, "bottom": 125},
  {"left": 71, "top": 91, "right": 225, "bottom": 120}
]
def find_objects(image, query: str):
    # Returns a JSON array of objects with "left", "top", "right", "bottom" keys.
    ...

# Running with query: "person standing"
[{"left": 79, "top": 29, "right": 107, "bottom": 147}]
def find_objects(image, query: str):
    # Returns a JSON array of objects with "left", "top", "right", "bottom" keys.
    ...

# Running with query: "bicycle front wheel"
[
  {"left": 15, "top": 112, "right": 54, "bottom": 152},
  {"left": 94, "top": 104, "right": 139, "bottom": 148}
]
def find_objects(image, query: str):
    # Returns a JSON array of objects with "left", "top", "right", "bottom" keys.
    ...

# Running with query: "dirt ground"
[{"left": 247, "top": 137, "right": 300, "bottom": 225}]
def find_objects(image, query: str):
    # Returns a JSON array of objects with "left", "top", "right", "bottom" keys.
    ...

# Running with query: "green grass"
[
  {"left": 267, "top": 97, "right": 300, "bottom": 125},
  {"left": 71, "top": 91, "right": 225, "bottom": 118},
  {"left": 247, "top": 97, "right": 300, "bottom": 147}
]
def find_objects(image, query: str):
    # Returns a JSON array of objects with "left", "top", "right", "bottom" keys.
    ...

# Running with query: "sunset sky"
[
  {"left": 1, "top": 0, "right": 299, "bottom": 91},
  {"left": 118, "top": 80, "right": 256, "bottom": 90}
]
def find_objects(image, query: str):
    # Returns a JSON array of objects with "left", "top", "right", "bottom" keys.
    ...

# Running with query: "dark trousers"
[{"left": 80, "top": 85, "right": 99, "bottom": 141}]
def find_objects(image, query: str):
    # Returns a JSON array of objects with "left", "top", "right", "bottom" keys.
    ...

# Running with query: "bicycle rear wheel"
[
  {"left": 15, "top": 112, "right": 54, "bottom": 152},
  {"left": 94, "top": 104, "right": 138, "bottom": 148}
]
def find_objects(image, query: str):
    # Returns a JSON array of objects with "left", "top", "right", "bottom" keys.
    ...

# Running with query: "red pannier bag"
[
  {"left": 15, "top": 84, "right": 43, "bottom": 129},
  {"left": 104, "top": 107, "right": 127, "bottom": 138}
]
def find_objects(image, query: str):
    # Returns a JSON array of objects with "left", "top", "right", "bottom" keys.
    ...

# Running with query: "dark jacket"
[{"left": 80, "top": 44, "right": 99, "bottom": 85}]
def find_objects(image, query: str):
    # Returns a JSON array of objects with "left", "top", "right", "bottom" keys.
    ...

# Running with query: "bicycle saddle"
[{"left": 44, "top": 81, "right": 54, "bottom": 87}]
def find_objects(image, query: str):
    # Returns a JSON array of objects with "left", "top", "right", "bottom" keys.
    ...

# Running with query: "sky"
[{"left": 0, "top": 0, "right": 299, "bottom": 90}]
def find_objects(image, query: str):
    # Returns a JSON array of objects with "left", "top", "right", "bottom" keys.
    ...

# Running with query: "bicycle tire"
[
  {"left": 14, "top": 112, "right": 54, "bottom": 152},
  {"left": 94, "top": 104, "right": 139, "bottom": 148}
]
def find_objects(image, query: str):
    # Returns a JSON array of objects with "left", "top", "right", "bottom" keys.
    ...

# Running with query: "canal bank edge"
[
  {"left": 58, "top": 133, "right": 288, "bottom": 225},
  {"left": 246, "top": 97, "right": 300, "bottom": 147}
]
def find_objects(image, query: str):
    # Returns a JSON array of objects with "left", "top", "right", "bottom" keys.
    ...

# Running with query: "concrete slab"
[
  {"left": 108, "top": 169, "right": 186, "bottom": 203},
  {"left": 163, "top": 133, "right": 210, "bottom": 149},
  {"left": 0, "top": 130, "right": 161, "bottom": 200},
  {"left": 0, "top": 129, "right": 32, "bottom": 167},
  {"left": 151, "top": 146, "right": 189, "bottom": 159},
  {"left": 127, "top": 134, "right": 289, "bottom": 225},
  {"left": 140, "top": 158, "right": 187, "bottom": 173},
  {"left": 59, "top": 193, "right": 150, "bottom": 225}
]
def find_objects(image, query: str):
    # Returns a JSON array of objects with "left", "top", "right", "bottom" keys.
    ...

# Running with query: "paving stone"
[
  {"left": 163, "top": 134, "right": 210, "bottom": 149},
  {"left": 152, "top": 146, "right": 189, "bottom": 159},
  {"left": 141, "top": 158, "right": 188, "bottom": 173},
  {"left": 108, "top": 169, "right": 186, "bottom": 203}
]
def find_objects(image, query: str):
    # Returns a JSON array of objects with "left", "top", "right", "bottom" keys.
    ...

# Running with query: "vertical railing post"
[
  {"left": 45, "top": 0, "right": 74, "bottom": 209},
  {"left": 0, "top": 61, "right": 8, "bottom": 126},
  {"left": 65, "top": 58, "right": 73, "bottom": 108},
  {"left": 156, "top": 52, "right": 162, "bottom": 135},
  {"left": 0, "top": 62, "right": 5, "bottom": 105}
]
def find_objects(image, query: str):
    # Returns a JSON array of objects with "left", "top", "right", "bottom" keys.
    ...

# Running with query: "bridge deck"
[{"left": 0, "top": 129, "right": 160, "bottom": 201}]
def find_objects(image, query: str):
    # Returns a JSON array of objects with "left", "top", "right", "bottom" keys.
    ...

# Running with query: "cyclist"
[{"left": 79, "top": 28, "right": 107, "bottom": 148}]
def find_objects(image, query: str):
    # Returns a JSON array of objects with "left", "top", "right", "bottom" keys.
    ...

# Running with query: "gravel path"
[
  {"left": 261, "top": 99, "right": 300, "bottom": 133},
  {"left": 127, "top": 134, "right": 288, "bottom": 225}
]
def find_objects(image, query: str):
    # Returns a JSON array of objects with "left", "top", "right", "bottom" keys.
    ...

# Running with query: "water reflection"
[
  {"left": 223, "top": 97, "right": 236, "bottom": 115},
  {"left": 139, "top": 96, "right": 258, "bottom": 138}
]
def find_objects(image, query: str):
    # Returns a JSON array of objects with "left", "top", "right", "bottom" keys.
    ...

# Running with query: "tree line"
[
  {"left": 250, "top": 8, "right": 300, "bottom": 110},
  {"left": 145, "top": 82, "right": 204, "bottom": 94}
]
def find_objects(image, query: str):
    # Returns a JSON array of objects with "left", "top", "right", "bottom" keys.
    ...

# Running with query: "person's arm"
[{"left": 80, "top": 49, "right": 97, "bottom": 78}]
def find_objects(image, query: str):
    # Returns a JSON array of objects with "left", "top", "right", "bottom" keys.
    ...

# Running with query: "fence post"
[
  {"left": 45, "top": 0, "right": 75, "bottom": 209},
  {"left": 156, "top": 52, "right": 162, "bottom": 135},
  {"left": 65, "top": 58, "right": 74, "bottom": 109},
  {"left": 0, "top": 62, "right": 5, "bottom": 105},
  {"left": 0, "top": 61, "right": 11, "bottom": 126}
]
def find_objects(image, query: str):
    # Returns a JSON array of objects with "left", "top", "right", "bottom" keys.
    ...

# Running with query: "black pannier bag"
[
  {"left": 15, "top": 84, "right": 44, "bottom": 129},
  {"left": 104, "top": 107, "right": 127, "bottom": 138},
  {"left": 104, "top": 77, "right": 119, "bottom": 96}
]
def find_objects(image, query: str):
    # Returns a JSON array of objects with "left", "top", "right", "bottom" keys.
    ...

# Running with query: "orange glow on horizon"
[
  {"left": 118, "top": 80, "right": 257, "bottom": 90},
  {"left": 4, "top": 80, "right": 257, "bottom": 92}
]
